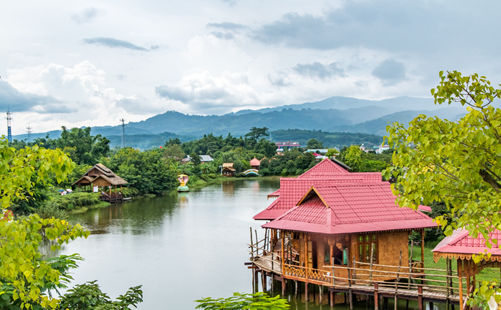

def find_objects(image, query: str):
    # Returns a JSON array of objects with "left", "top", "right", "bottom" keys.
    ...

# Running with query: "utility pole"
[
  {"left": 6, "top": 110, "right": 12, "bottom": 143},
  {"left": 120, "top": 118, "right": 126, "bottom": 148},
  {"left": 26, "top": 124, "right": 32, "bottom": 142}
]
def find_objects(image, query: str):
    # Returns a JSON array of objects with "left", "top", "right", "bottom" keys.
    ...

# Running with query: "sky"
[{"left": 0, "top": 0, "right": 500, "bottom": 134}]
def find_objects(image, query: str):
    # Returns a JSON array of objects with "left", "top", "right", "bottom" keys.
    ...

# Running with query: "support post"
[
  {"left": 420, "top": 229, "right": 425, "bottom": 269},
  {"left": 319, "top": 285, "right": 323, "bottom": 304},
  {"left": 418, "top": 285, "right": 423, "bottom": 310},
  {"left": 374, "top": 283, "right": 379, "bottom": 310},
  {"left": 458, "top": 260, "right": 464, "bottom": 310},
  {"left": 250, "top": 227, "right": 254, "bottom": 260},
  {"left": 281, "top": 230, "right": 285, "bottom": 275},
  {"left": 394, "top": 250, "right": 402, "bottom": 310},
  {"left": 330, "top": 290, "right": 334, "bottom": 307},
  {"left": 281, "top": 277, "right": 286, "bottom": 296},
  {"left": 262, "top": 272, "right": 267, "bottom": 292},
  {"left": 255, "top": 229, "right": 259, "bottom": 256},
  {"left": 305, "top": 282, "right": 309, "bottom": 302}
]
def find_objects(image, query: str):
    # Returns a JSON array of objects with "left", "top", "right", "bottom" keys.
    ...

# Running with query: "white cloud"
[{"left": 5, "top": 62, "right": 157, "bottom": 133}]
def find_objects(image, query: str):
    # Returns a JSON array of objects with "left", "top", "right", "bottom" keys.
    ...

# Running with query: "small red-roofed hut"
[
  {"left": 250, "top": 157, "right": 261, "bottom": 170},
  {"left": 433, "top": 228, "right": 501, "bottom": 308}
]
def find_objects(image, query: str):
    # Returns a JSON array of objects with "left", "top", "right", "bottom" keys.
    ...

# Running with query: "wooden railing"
[{"left": 280, "top": 261, "right": 465, "bottom": 299}]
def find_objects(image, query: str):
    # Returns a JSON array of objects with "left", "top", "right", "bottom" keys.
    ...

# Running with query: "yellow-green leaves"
[
  {"left": 386, "top": 70, "right": 501, "bottom": 304},
  {"left": 0, "top": 139, "right": 88, "bottom": 308},
  {"left": 0, "top": 215, "right": 88, "bottom": 308},
  {"left": 0, "top": 138, "right": 75, "bottom": 211}
]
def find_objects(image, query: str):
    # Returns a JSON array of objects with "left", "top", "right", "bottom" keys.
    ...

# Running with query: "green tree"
[
  {"left": 57, "top": 127, "right": 110, "bottom": 165},
  {"left": 306, "top": 138, "right": 323, "bottom": 149},
  {"left": 196, "top": 292, "right": 289, "bottom": 310},
  {"left": 244, "top": 127, "right": 269, "bottom": 141},
  {"left": 163, "top": 144, "right": 185, "bottom": 161},
  {"left": 0, "top": 138, "right": 88, "bottom": 308},
  {"left": 339, "top": 145, "right": 363, "bottom": 171},
  {"left": 325, "top": 148, "right": 339, "bottom": 158},
  {"left": 385, "top": 71, "right": 501, "bottom": 306},
  {"left": 59, "top": 281, "right": 142, "bottom": 310}
]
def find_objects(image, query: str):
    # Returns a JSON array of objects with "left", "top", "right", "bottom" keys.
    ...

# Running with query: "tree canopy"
[{"left": 386, "top": 71, "right": 500, "bottom": 241}]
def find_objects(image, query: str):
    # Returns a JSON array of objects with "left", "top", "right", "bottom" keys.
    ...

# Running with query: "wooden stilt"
[
  {"left": 305, "top": 282, "right": 309, "bottom": 302},
  {"left": 252, "top": 268, "right": 255, "bottom": 293},
  {"left": 374, "top": 283, "right": 379, "bottom": 310},
  {"left": 262, "top": 272, "right": 267, "bottom": 292},
  {"left": 255, "top": 229, "right": 259, "bottom": 256},
  {"left": 250, "top": 227, "right": 254, "bottom": 260},
  {"left": 394, "top": 250, "right": 402, "bottom": 310},
  {"left": 254, "top": 269, "right": 259, "bottom": 293},
  {"left": 330, "top": 291, "right": 334, "bottom": 308},
  {"left": 319, "top": 286, "right": 323, "bottom": 304},
  {"left": 418, "top": 285, "right": 423, "bottom": 310},
  {"left": 294, "top": 280, "right": 298, "bottom": 297},
  {"left": 281, "top": 278, "right": 286, "bottom": 296},
  {"left": 458, "top": 260, "right": 463, "bottom": 310}
]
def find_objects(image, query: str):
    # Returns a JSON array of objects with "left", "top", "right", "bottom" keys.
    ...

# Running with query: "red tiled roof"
[
  {"left": 250, "top": 157, "right": 261, "bottom": 166},
  {"left": 262, "top": 184, "right": 436, "bottom": 235},
  {"left": 432, "top": 229, "right": 501, "bottom": 256},
  {"left": 298, "top": 158, "right": 350, "bottom": 178},
  {"left": 267, "top": 189, "right": 280, "bottom": 198},
  {"left": 254, "top": 176, "right": 384, "bottom": 220}
]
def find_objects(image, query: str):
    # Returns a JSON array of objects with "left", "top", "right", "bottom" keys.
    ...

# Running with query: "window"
[{"left": 358, "top": 234, "right": 377, "bottom": 263}]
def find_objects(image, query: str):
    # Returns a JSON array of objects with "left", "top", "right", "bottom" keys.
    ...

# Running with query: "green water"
[{"left": 62, "top": 178, "right": 443, "bottom": 310}]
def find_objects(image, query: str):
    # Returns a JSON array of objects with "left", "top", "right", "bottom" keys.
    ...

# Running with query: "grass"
[{"left": 412, "top": 244, "right": 500, "bottom": 286}]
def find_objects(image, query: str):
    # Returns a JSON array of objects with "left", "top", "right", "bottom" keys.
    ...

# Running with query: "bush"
[{"left": 49, "top": 192, "right": 101, "bottom": 211}]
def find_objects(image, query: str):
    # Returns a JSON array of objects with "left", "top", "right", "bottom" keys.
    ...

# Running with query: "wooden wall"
[{"left": 285, "top": 230, "right": 410, "bottom": 282}]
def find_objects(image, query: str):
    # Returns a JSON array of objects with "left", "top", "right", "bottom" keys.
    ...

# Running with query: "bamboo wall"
[{"left": 287, "top": 230, "right": 410, "bottom": 282}]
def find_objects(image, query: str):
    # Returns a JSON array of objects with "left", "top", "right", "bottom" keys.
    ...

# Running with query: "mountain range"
[{"left": 14, "top": 96, "right": 464, "bottom": 149}]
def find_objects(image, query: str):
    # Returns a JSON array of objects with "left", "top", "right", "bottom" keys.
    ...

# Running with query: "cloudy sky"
[{"left": 1, "top": 0, "right": 500, "bottom": 134}]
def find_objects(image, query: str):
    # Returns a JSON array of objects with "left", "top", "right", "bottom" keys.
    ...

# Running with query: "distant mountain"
[
  {"left": 13, "top": 96, "right": 465, "bottom": 149},
  {"left": 350, "top": 107, "right": 465, "bottom": 136},
  {"left": 271, "top": 129, "right": 382, "bottom": 148}
]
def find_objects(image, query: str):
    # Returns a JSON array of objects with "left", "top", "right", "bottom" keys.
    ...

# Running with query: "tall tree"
[
  {"left": 386, "top": 71, "right": 501, "bottom": 305},
  {"left": 306, "top": 138, "right": 323, "bottom": 149},
  {"left": 244, "top": 127, "right": 269, "bottom": 141}
]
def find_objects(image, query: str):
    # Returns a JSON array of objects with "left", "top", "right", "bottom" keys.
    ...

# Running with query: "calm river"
[{"left": 63, "top": 178, "right": 432, "bottom": 310}]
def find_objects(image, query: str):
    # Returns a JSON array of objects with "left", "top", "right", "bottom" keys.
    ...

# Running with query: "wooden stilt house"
[
  {"left": 249, "top": 159, "right": 444, "bottom": 306},
  {"left": 73, "top": 163, "right": 128, "bottom": 203}
]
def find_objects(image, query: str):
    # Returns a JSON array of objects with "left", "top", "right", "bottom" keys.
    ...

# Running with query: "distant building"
[
  {"left": 305, "top": 149, "right": 329, "bottom": 154},
  {"left": 222, "top": 163, "right": 235, "bottom": 176},
  {"left": 275, "top": 141, "right": 301, "bottom": 152},
  {"left": 250, "top": 157, "right": 261, "bottom": 170},
  {"left": 181, "top": 155, "right": 214, "bottom": 163},
  {"left": 199, "top": 155, "right": 214, "bottom": 162},
  {"left": 376, "top": 144, "right": 390, "bottom": 154}
]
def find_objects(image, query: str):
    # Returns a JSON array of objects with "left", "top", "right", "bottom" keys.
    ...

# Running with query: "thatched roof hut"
[{"left": 73, "top": 163, "right": 128, "bottom": 187}]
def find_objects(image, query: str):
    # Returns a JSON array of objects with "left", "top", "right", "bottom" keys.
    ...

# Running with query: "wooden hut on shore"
[
  {"left": 433, "top": 229, "right": 501, "bottom": 310},
  {"left": 73, "top": 163, "right": 128, "bottom": 203},
  {"left": 222, "top": 163, "right": 236, "bottom": 177},
  {"left": 247, "top": 159, "right": 455, "bottom": 308}
]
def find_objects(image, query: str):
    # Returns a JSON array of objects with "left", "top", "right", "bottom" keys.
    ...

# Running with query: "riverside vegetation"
[{"left": 9, "top": 126, "right": 392, "bottom": 218}]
